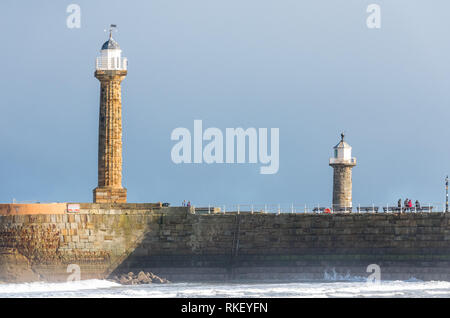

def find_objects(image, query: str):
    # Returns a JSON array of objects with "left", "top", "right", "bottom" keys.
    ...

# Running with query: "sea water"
[{"left": 1, "top": 277, "right": 450, "bottom": 298}]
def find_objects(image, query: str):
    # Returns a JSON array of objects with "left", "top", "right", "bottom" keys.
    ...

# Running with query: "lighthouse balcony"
[
  {"left": 329, "top": 157, "right": 356, "bottom": 165},
  {"left": 96, "top": 56, "right": 128, "bottom": 71}
]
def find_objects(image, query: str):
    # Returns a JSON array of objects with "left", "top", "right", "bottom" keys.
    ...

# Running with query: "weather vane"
[{"left": 104, "top": 24, "right": 118, "bottom": 39}]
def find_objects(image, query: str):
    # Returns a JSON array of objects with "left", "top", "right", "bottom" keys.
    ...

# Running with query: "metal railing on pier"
[{"left": 191, "top": 203, "right": 447, "bottom": 214}]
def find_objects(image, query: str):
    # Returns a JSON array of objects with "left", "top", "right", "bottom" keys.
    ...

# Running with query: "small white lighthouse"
[{"left": 329, "top": 133, "right": 356, "bottom": 211}]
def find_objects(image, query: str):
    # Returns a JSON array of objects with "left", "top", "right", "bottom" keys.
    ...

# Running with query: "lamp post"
[{"left": 446, "top": 176, "right": 448, "bottom": 213}]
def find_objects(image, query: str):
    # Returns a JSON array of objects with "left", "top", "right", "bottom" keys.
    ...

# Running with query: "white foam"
[
  {"left": 2, "top": 279, "right": 450, "bottom": 298},
  {"left": 0, "top": 279, "right": 120, "bottom": 295}
]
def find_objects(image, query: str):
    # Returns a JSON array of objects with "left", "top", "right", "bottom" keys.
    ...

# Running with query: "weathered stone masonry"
[
  {"left": 2, "top": 204, "right": 450, "bottom": 282},
  {"left": 331, "top": 165, "right": 354, "bottom": 209},
  {"left": 93, "top": 70, "right": 127, "bottom": 203}
]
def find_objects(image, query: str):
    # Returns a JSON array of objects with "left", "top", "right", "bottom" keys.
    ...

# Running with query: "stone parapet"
[{"left": 0, "top": 203, "right": 67, "bottom": 216}]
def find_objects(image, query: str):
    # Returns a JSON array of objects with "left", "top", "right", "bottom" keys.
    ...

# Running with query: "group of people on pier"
[{"left": 398, "top": 198, "right": 420, "bottom": 212}]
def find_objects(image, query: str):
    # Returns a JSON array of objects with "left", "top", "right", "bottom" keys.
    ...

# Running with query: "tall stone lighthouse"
[
  {"left": 93, "top": 26, "right": 128, "bottom": 203},
  {"left": 329, "top": 133, "right": 356, "bottom": 211}
]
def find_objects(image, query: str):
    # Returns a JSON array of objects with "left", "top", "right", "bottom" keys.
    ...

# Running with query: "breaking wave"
[{"left": 323, "top": 268, "right": 367, "bottom": 282}]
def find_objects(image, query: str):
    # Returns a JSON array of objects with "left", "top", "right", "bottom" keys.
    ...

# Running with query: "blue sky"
[{"left": 1, "top": 1, "right": 450, "bottom": 207}]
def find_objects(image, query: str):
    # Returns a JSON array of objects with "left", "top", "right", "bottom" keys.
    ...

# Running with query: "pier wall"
[{"left": 1, "top": 203, "right": 450, "bottom": 282}]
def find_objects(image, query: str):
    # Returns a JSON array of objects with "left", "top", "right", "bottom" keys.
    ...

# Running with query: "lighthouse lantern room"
[
  {"left": 330, "top": 132, "right": 356, "bottom": 165},
  {"left": 96, "top": 25, "right": 127, "bottom": 71}
]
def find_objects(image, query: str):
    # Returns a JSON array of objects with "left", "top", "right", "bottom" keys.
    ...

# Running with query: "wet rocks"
[{"left": 110, "top": 271, "right": 170, "bottom": 285}]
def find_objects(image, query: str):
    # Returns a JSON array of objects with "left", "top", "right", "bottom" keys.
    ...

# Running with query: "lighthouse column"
[
  {"left": 93, "top": 26, "right": 128, "bottom": 203},
  {"left": 331, "top": 164, "right": 354, "bottom": 210},
  {"left": 93, "top": 71, "right": 127, "bottom": 203},
  {"left": 329, "top": 133, "right": 356, "bottom": 211}
]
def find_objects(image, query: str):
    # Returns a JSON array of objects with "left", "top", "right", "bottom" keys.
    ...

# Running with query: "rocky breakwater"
[{"left": 109, "top": 271, "right": 170, "bottom": 285}]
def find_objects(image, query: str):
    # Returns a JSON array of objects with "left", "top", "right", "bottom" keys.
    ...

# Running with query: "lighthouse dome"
[
  {"left": 333, "top": 132, "right": 351, "bottom": 149},
  {"left": 334, "top": 139, "right": 351, "bottom": 149},
  {"left": 101, "top": 38, "right": 120, "bottom": 50}
]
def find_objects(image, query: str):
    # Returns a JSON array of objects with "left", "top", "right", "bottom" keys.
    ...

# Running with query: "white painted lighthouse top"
[
  {"left": 330, "top": 133, "right": 356, "bottom": 165},
  {"left": 96, "top": 26, "right": 127, "bottom": 71}
]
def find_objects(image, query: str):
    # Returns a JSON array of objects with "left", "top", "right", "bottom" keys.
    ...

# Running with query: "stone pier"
[{"left": 2, "top": 204, "right": 450, "bottom": 282}]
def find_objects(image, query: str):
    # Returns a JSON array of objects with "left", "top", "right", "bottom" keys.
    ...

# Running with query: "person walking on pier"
[
  {"left": 415, "top": 200, "right": 420, "bottom": 212},
  {"left": 398, "top": 199, "right": 402, "bottom": 212},
  {"left": 408, "top": 199, "right": 413, "bottom": 212}
]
